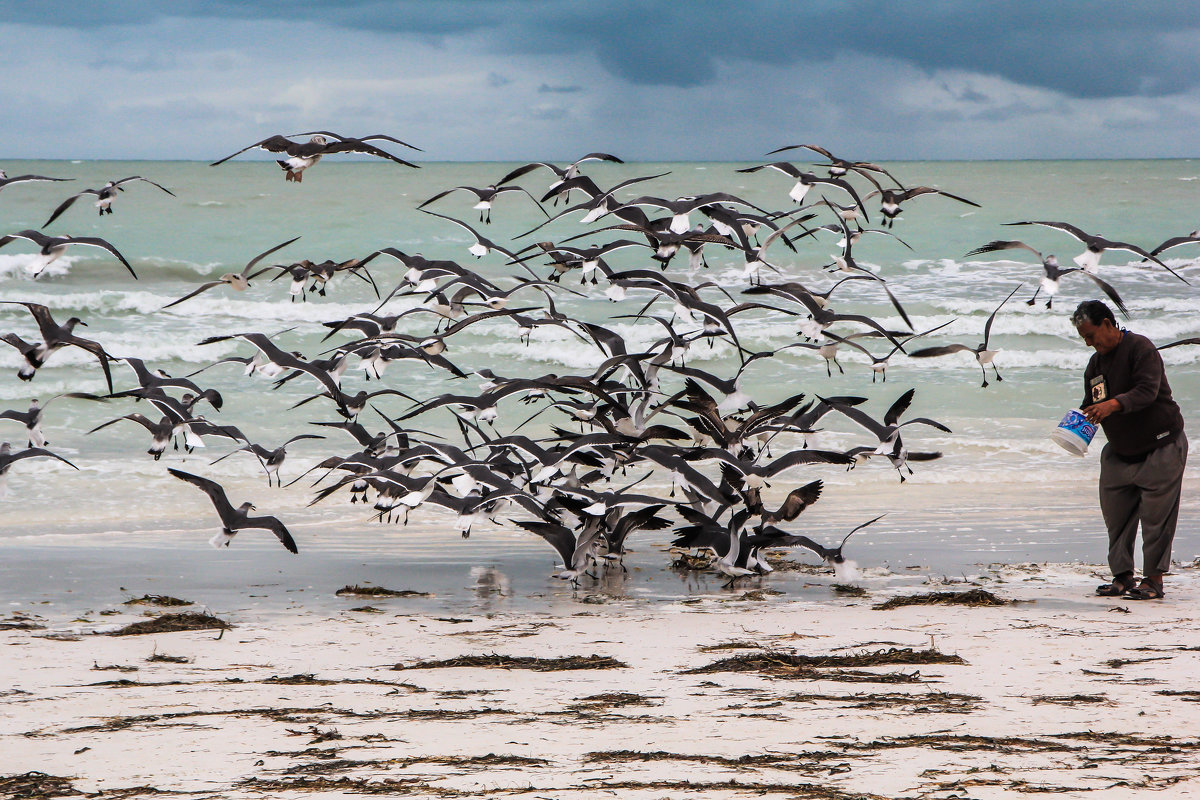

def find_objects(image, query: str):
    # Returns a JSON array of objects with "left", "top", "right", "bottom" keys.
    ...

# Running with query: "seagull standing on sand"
[{"left": 168, "top": 468, "right": 298, "bottom": 552}]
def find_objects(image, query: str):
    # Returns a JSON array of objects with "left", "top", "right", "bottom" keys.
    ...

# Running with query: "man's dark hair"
[{"left": 1071, "top": 300, "right": 1116, "bottom": 327}]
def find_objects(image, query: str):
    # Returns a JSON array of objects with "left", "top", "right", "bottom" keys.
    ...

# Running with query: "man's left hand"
[{"left": 1084, "top": 398, "right": 1121, "bottom": 424}]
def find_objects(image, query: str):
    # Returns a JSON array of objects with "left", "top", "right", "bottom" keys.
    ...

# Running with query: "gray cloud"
[{"left": 3, "top": 1, "right": 1196, "bottom": 98}]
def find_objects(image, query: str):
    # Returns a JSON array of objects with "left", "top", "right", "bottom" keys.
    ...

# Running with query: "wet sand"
[{"left": 4, "top": 561, "right": 1200, "bottom": 799}]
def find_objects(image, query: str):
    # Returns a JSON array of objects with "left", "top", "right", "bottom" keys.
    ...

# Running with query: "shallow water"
[{"left": 0, "top": 158, "right": 1197, "bottom": 612}]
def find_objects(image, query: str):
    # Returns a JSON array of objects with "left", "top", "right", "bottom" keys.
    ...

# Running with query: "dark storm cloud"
[{"left": 3, "top": 1, "right": 1196, "bottom": 98}]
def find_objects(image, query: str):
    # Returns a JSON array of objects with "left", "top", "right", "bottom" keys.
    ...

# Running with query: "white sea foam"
[{"left": 0, "top": 253, "right": 78, "bottom": 280}]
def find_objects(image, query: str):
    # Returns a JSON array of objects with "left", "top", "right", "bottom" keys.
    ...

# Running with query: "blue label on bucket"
[{"left": 1058, "top": 409, "right": 1097, "bottom": 444}]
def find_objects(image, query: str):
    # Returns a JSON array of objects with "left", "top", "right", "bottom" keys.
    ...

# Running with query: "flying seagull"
[
  {"left": 43, "top": 177, "right": 175, "bottom": 227},
  {"left": 0, "top": 229, "right": 135, "bottom": 279},
  {"left": 907, "top": 284, "right": 1021, "bottom": 387},
  {"left": 168, "top": 468, "right": 298, "bottom": 552},
  {"left": 0, "top": 170, "right": 72, "bottom": 194},
  {"left": 1002, "top": 220, "right": 1188, "bottom": 283},
  {"left": 161, "top": 236, "right": 300, "bottom": 309},
  {"left": 963, "top": 239, "right": 1127, "bottom": 314},
  {"left": 210, "top": 132, "right": 420, "bottom": 182},
  {"left": 0, "top": 302, "right": 115, "bottom": 392},
  {"left": 0, "top": 441, "right": 78, "bottom": 498}
]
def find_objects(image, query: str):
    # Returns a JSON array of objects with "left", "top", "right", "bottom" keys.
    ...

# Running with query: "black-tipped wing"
[
  {"left": 210, "top": 135, "right": 302, "bottom": 166},
  {"left": 161, "top": 280, "right": 227, "bottom": 309},
  {"left": 982, "top": 284, "right": 1021, "bottom": 348},
  {"left": 42, "top": 194, "right": 85, "bottom": 228},
  {"left": 61, "top": 236, "right": 136, "bottom": 278},
  {"left": 963, "top": 239, "right": 1043, "bottom": 261},
  {"left": 168, "top": 468, "right": 237, "bottom": 517},
  {"left": 1158, "top": 337, "right": 1200, "bottom": 350},
  {"left": 318, "top": 138, "right": 419, "bottom": 168},
  {"left": 4, "top": 447, "right": 78, "bottom": 470},
  {"left": 243, "top": 236, "right": 302, "bottom": 279},
  {"left": 242, "top": 514, "right": 299, "bottom": 553},
  {"left": 291, "top": 130, "right": 422, "bottom": 152},
  {"left": 882, "top": 388, "right": 916, "bottom": 428}
]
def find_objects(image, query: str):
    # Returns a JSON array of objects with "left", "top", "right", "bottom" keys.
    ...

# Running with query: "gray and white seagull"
[
  {"left": 168, "top": 468, "right": 298, "bottom": 553},
  {"left": 43, "top": 177, "right": 175, "bottom": 227},
  {"left": 210, "top": 132, "right": 420, "bottom": 182}
]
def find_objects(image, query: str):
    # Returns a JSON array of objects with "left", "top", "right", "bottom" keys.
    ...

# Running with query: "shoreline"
[{"left": 4, "top": 561, "right": 1200, "bottom": 799}]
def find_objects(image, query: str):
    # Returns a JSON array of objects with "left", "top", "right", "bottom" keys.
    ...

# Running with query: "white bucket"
[{"left": 1050, "top": 409, "right": 1097, "bottom": 456}]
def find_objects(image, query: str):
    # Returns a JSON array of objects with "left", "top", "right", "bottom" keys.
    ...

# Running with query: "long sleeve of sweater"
[{"left": 1113, "top": 338, "right": 1164, "bottom": 413}]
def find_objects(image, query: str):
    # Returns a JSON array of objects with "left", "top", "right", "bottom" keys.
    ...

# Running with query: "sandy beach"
[{"left": 4, "top": 560, "right": 1200, "bottom": 800}]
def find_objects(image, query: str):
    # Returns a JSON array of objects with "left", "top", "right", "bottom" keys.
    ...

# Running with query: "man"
[{"left": 1073, "top": 300, "right": 1187, "bottom": 600}]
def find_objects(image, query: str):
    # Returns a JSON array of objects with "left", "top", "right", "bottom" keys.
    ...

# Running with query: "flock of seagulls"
[{"left": 2, "top": 133, "right": 1197, "bottom": 589}]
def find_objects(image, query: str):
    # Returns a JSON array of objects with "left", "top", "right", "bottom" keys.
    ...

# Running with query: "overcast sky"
[{"left": 3, "top": 1, "right": 1198, "bottom": 162}]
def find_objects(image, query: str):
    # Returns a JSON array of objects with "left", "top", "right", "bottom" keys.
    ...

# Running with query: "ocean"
[{"left": 1, "top": 157, "right": 1197, "bottom": 615}]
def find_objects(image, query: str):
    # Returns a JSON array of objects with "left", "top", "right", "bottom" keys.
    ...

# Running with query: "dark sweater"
[{"left": 1082, "top": 330, "right": 1184, "bottom": 458}]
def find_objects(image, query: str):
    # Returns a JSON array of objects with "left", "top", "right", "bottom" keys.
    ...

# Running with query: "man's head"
[{"left": 1072, "top": 300, "right": 1122, "bottom": 354}]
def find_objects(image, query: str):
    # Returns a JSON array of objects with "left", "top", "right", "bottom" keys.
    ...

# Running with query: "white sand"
[{"left": 3, "top": 561, "right": 1200, "bottom": 799}]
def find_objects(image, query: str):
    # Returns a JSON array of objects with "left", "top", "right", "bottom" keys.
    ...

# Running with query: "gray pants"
[{"left": 1098, "top": 433, "right": 1188, "bottom": 577}]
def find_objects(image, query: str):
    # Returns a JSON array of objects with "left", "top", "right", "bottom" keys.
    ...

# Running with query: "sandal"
[
  {"left": 1125, "top": 580, "right": 1165, "bottom": 600},
  {"left": 1096, "top": 574, "right": 1136, "bottom": 597}
]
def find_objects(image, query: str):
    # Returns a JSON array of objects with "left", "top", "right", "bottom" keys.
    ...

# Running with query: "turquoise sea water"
[{"left": 0, "top": 158, "right": 1197, "bottom": 611}]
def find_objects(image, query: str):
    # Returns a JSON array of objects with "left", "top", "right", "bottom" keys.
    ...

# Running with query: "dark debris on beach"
[
  {"left": 335, "top": 585, "right": 431, "bottom": 598},
  {"left": 391, "top": 653, "right": 627, "bottom": 671},
  {"left": 106, "top": 612, "right": 231, "bottom": 636},
  {"left": 121, "top": 594, "right": 193, "bottom": 607},
  {"left": 872, "top": 587, "right": 1009, "bottom": 610},
  {"left": 684, "top": 647, "right": 965, "bottom": 683}
]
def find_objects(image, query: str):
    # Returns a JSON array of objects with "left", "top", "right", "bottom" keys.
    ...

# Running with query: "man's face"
[{"left": 1076, "top": 318, "right": 1121, "bottom": 354}]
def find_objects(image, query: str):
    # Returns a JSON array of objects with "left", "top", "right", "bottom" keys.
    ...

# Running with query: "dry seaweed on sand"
[
  {"left": 146, "top": 652, "right": 190, "bottom": 664},
  {"left": 872, "top": 588, "right": 1008, "bottom": 610},
  {"left": 107, "top": 612, "right": 231, "bottom": 636},
  {"left": 392, "top": 653, "right": 626, "bottom": 671},
  {"left": 585, "top": 749, "right": 848, "bottom": 770},
  {"left": 1031, "top": 693, "right": 1112, "bottom": 706},
  {"left": 686, "top": 647, "right": 965, "bottom": 678},
  {"left": 0, "top": 614, "right": 46, "bottom": 631},
  {"left": 566, "top": 692, "right": 658, "bottom": 711},
  {"left": 335, "top": 584, "right": 431, "bottom": 598},
  {"left": 1104, "top": 655, "right": 1173, "bottom": 668},
  {"left": 237, "top": 776, "right": 455, "bottom": 796},
  {"left": 0, "top": 771, "right": 82, "bottom": 799},
  {"left": 698, "top": 640, "right": 766, "bottom": 652},
  {"left": 780, "top": 690, "right": 982, "bottom": 713},
  {"left": 122, "top": 594, "right": 193, "bottom": 607}
]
